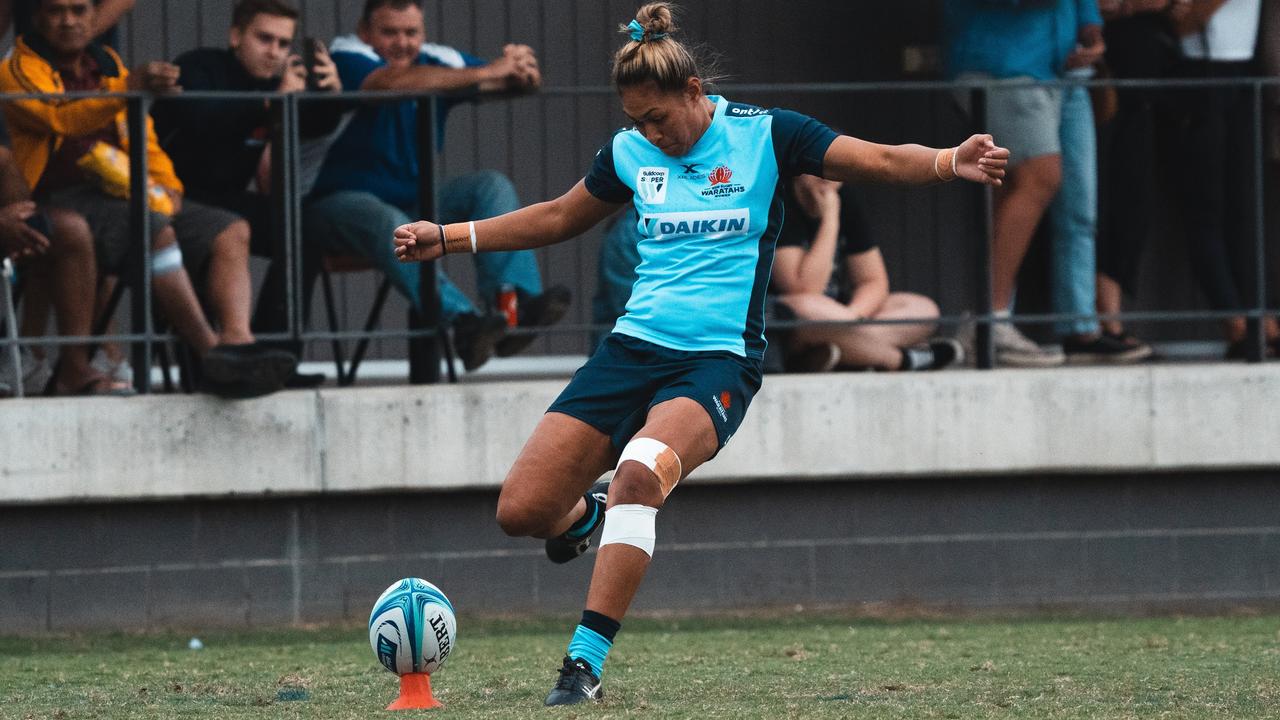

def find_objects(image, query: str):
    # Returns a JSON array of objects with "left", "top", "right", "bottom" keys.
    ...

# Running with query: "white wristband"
[
  {"left": 468, "top": 220, "right": 477, "bottom": 254},
  {"left": 950, "top": 146, "right": 959, "bottom": 178}
]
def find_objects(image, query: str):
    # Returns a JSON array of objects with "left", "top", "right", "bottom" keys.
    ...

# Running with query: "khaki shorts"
[
  {"left": 43, "top": 184, "right": 242, "bottom": 276},
  {"left": 957, "top": 73, "right": 1062, "bottom": 167}
]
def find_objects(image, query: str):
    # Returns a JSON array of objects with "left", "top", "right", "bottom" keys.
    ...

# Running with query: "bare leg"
[
  {"left": 151, "top": 227, "right": 219, "bottom": 355},
  {"left": 782, "top": 292, "right": 939, "bottom": 371},
  {"left": 203, "top": 219, "right": 255, "bottom": 345},
  {"left": 1096, "top": 272, "right": 1124, "bottom": 336},
  {"left": 17, "top": 275, "right": 50, "bottom": 348},
  {"left": 496, "top": 412, "right": 618, "bottom": 539},
  {"left": 992, "top": 154, "right": 1062, "bottom": 311},
  {"left": 0, "top": 147, "right": 30, "bottom": 205},
  {"left": 95, "top": 276, "right": 126, "bottom": 366},
  {"left": 584, "top": 397, "right": 719, "bottom": 621},
  {"left": 45, "top": 209, "right": 106, "bottom": 392}
]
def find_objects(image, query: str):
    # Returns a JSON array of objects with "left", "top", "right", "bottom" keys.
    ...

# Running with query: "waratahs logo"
[
  {"left": 702, "top": 165, "right": 745, "bottom": 197},
  {"left": 708, "top": 166, "right": 734, "bottom": 185}
]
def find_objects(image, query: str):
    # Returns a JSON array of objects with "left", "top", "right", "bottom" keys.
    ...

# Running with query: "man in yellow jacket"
[{"left": 0, "top": 0, "right": 298, "bottom": 398}]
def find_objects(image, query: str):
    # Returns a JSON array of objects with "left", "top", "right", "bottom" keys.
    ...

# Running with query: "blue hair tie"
[{"left": 627, "top": 19, "right": 667, "bottom": 43}]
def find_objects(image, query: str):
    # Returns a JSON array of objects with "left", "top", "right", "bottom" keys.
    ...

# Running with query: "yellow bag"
[{"left": 75, "top": 141, "right": 174, "bottom": 215}]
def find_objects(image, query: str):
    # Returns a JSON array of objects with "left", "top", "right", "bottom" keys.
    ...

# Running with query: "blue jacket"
[{"left": 946, "top": 0, "right": 1102, "bottom": 80}]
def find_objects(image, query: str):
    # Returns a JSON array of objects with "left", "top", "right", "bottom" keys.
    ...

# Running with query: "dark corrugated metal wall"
[{"left": 17, "top": 0, "right": 1271, "bottom": 358}]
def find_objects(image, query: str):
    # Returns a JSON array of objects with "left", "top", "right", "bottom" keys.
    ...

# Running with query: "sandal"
[{"left": 55, "top": 374, "right": 136, "bottom": 397}]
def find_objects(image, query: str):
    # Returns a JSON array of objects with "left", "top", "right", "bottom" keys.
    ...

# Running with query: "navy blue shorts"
[{"left": 548, "top": 333, "right": 763, "bottom": 452}]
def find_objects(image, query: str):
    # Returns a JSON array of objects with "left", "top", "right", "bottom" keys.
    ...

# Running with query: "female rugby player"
[{"left": 394, "top": 2, "right": 1008, "bottom": 705}]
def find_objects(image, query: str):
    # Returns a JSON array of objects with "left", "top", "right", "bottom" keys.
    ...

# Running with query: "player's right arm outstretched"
[{"left": 394, "top": 180, "right": 622, "bottom": 263}]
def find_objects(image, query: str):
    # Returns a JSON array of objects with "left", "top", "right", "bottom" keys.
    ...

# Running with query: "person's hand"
[
  {"left": 482, "top": 53, "right": 522, "bottom": 89},
  {"left": 486, "top": 44, "right": 541, "bottom": 91},
  {"left": 1130, "top": 0, "right": 1172, "bottom": 13},
  {"left": 393, "top": 221, "right": 445, "bottom": 263},
  {"left": 0, "top": 201, "right": 49, "bottom": 259},
  {"left": 1098, "top": 0, "right": 1125, "bottom": 16},
  {"left": 278, "top": 55, "right": 307, "bottom": 93},
  {"left": 162, "top": 187, "right": 183, "bottom": 215},
  {"left": 310, "top": 43, "right": 342, "bottom": 92},
  {"left": 954, "top": 134, "right": 1009, "bottom": 186},
  {"left": 813, "top": 183, "right": 841, "bottom": 220},
  {"left": 1167, "top": 0, "right": 1198, "bottom": 36},
  {"left": 504, "top": 44, "right": 541, "bottom": 90},
  {"left": 128, "top": 61, "right": 182, "bottom": 95},
  {"left": 1066, "top": 24, "right": 1106, "bottom": 69}
]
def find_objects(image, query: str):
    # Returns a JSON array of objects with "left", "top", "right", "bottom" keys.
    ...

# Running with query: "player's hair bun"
[{"left": 635, "top": 2, "right": 676, "bottom": 41}]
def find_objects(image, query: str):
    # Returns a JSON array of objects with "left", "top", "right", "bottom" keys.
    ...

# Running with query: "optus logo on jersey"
[{"left": 641, "top": 208, "right": 751, "bottom": 239}]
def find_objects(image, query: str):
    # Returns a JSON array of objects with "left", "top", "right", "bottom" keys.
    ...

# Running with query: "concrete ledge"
[{"left": 2, "top": 363, "right": 1278, "bottom": 504}]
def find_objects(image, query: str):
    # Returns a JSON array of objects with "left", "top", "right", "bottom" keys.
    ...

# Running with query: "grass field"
[{"left": 2, "top": 612, "right": 1278, "bottom": 719}]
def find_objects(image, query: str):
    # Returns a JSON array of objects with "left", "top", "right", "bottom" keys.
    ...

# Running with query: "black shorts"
[
  {"left": 43, "top": 184, "right": 241, "bottom": 276},
  {"left": 548, "top": 333, "right": 763, "bottom": 452}
]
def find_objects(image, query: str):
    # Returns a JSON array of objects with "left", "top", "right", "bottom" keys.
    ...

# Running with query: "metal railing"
[{"left": 0, "top": 76, "right": 1275, "bottom": 393}]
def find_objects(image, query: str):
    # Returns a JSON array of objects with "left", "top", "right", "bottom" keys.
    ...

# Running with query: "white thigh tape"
[
  {"left": 151, "top": 244, "right": 184, "bottom": 276},
  {"left": 598, "top": 503, "right": 658, "bottom": 557},
  {"left": 617, "top": 437, "right": 682, "bottom": 497}
]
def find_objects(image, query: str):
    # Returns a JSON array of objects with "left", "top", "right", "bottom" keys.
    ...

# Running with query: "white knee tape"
[
  {"left": 151, "top": 244, "right": 184, "bottom": 276},
  {"left": 598, "top": 503, "right": 658, "bottom": 557},
  {"left": 618, "top": 437, "right": 682, "bottom": 497}
]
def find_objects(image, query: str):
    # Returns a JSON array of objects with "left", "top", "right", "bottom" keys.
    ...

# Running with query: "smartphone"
[{"left": 301, "top": 37, "right": 324, "bottom": 91}]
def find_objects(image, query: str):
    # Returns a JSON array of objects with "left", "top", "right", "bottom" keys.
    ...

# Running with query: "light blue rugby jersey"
[{"left": 585, "top": 95, "right": 837, "bottom": 359}]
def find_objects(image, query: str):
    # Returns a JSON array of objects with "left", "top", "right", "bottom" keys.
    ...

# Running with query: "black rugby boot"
[
  {"left": 544, "top": 656, "right": 603, "bottom": 706},
  {"left": 544, "top": 480, "right": 610, "bottom": 564}
]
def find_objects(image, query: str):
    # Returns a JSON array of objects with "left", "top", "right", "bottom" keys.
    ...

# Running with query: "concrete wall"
[
  {"left": 3, "top": 364, "right": 1280, "bottom": 631},
  {"left": 2, "top": 472, "right": 1278, "bottom": 633},
  {"left": 2, "top": 364, "right": 1279, "bottom": 504}
]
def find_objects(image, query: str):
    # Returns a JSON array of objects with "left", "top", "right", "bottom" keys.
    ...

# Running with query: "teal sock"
[{"left": 566, "top": 610, "right": 620, "bottom": 676}]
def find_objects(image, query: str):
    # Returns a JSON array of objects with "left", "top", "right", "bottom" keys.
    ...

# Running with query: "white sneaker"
[
  {"left": 991, "top": 322, "right": 1065, "bottom": 367},
  {"left": 0, "top": 345, "right": 52, "bottom": 396},
  {"left": 91, "top": 350, "right": 133, "bottom": 384}
]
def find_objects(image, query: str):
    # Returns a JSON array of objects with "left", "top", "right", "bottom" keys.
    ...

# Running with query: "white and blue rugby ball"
[{"left": 368, "top": 578, "right": 457, "bottom": 676}]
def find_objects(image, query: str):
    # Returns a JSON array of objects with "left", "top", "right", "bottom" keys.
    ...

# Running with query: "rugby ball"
[{"left": 368, "top": 578, "right": 457, "bottom": 675}]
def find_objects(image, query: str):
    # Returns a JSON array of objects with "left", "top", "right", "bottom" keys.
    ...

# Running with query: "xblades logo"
[{"left": 680, "top": 163, "right": 701, "bottom": 174}]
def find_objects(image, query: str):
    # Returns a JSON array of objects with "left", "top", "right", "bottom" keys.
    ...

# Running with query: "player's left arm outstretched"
[
  {"left": 823, "top": 133, "right": 1009, "bottom": 187},
  {"left": 394, "top": 180, "right": 622, "bottom": 262}
]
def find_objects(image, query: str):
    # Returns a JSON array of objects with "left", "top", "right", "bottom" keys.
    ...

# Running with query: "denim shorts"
[
  {"left": 548, "top": 333, "right": 763, "bottom": 452},
  {"left": 957, "top": 73, "right": 1063, "bottom": 166}
]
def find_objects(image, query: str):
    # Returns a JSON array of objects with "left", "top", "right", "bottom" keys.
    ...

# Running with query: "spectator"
[
  {"left": 1168, "top": 0, "right": 1278, "bottom": 357},
  {"left": 1093, "top": 0, "right": 1179, "bottom": 353},
  {"left": 771, "top": 174, "right": 964, "bottom": 372},
  {"left": 947, "top": 0, "right": 1071, "bottom": 366},
  {"left": 0, "top": 0, "right": 298, "bottom": 398},
  {"left": 0, "top": 143, "right": 134, "bottom": 395},
  {"left": 3, "top": 0, "right": 133, "bottom": 47},
  {"left": 152, "top": 0, "right": 349, "bottom": 388},
  {"left": 1049, "top": 0, "right": 1153, "bottom": 362},
  {"left": 306, "top": 0, "right": 570, "bottom": 372}
]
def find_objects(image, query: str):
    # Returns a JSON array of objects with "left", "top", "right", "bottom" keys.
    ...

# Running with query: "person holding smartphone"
[{"left": 151, "top": 0, "right": 348, "bottom": 386}]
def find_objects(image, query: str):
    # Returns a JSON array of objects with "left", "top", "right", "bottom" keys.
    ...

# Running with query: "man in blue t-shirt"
[{"left": 307, "top": 0, "right": 569, "bottom": 371}]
